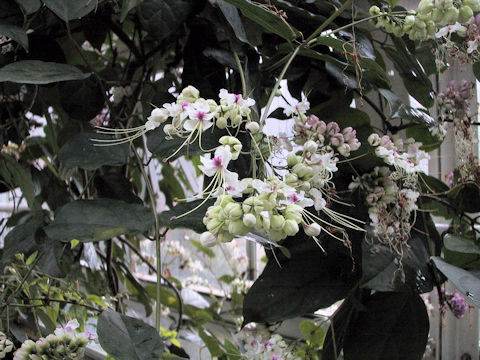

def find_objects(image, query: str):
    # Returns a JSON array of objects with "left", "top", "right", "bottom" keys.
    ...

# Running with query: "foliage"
[{"left": 0, "top": 0, "right": 480, "bottom": 359}]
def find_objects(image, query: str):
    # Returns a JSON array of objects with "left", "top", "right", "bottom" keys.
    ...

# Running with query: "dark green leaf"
[
  {"left": 224, "top": 0, "right": 300, "bottom": 41},
  {"left": 159, "top": 163, "right": 186, "bottom": 208},
  {"left": 203, "top": 48, "right": 239, "bottom": 71},
  {"left": 243, "top": 233, "right": 359, "bottom": 323},
  {"left": 361, "top": 228, "right": 434, "bottom": 293},
  {"left": 379, "top": 89, "right": 436, "bottom": 126},
  {"left": 58, "top": 132, "right": 129, "bottom": 170},
  {"left": 97, "top": 310, "right": 164, "bottom": 360},
  {"left": 138, "top": 0, "right": 194, "bottom": 42},
  {"left": 448, "top": 182, "right": 480, "bottom": 213},
  {"left": 406, "top": 125, "right": 443, "bottom": 151},
  {"left": 42, "top": 0, "right": 97, "bottom": 21},
  {"left": 218, "top": 1, "right": 250, "bottom": 44},
  {"left": 0, "top": 216, "right": 43, "bottom": 270},
  {"left": 0, "top": 23, "right": 28, "bottom": 51},
  {"left": 444, "top": 234, "right": 480, "bottom": 255},
  {"left": 473, "top": 62, "right": 480, "bottom": 81},
  {"left": 44, "top": 199, "right": 154, "bottom": 242},
  {"left": 383, "top": 37, "right": 434, "bottom": 108},
  {"left": 59, "top": 79, "right": 105, "bottom": 121},
  {"left": 0, "top": 60, "right": 91, "bottom": 84},
  {"left": 120, "top": 0, "right": 142, "bottom": 22},
  {"left": 432, "top": 257, "right": 480, "bottom": 307},
  {"left": 16, "top": 0, "right": 42, "bottom": 15},
  {"left": 197, "top": 329, "right": 224, "bottom": 358},
  {"left": 95, "top": 170, "right": 142, "bottom": 204},
  {"left": 343, "top": 293, "right": 429, "bottom": 360}
]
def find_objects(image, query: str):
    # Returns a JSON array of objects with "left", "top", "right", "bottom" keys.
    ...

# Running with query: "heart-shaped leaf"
[
  {"left": 97, "top": 310, "right": 164, "bottom": 360},
  {"left": 0, "top": 60, "right": 91, "bottom": 84},
  {"left": 42, "top": 0, "right": 97, "bottom": 21},
  {"left": 343, "top": 293, "right": 429, "bottom": 360},
  {"left": 44, "top": 199, "right": 154, "bottom": 242}
]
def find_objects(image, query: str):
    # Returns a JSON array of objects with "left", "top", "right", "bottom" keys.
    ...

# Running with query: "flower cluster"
[
  {"left": 237, "top": 325, "right": 296, "bottom": 360},
  {"left": 367, "top": 134, "right": 430, "bottom": 174},
  {"left": 370, "top": 0, "right": 480, "bottom": 41},
  {"left": 0, "top": 332, "right": 14, "bottom": 359},
  {"left": 13, "top": 320, "right": 89, "bottom": 360},
  {"left": 350, "top": 166, "right": 419, "bottom": 244},
  {"left": 292, "top": 114, "right": 361, "bottom": 157},
  {"left": 438, "top": 80, "right": 480, "bottom": 181},
  {"left": 446, "top": 291, "right": 471, "bottom": 318}
]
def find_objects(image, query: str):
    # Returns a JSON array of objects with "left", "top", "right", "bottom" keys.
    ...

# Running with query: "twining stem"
[{"left": 305, "top": 0, "right": 353, "bottom": 43}]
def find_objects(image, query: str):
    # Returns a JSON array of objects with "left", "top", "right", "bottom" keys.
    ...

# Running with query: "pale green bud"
[
  {"left": 292, "top": 163, "right": 309, "bottom": 178},
  {"left": 369, "top": 5, "right": 381, "bottom": 16},
  {"left": 232, "top": 115, "right": 243, "bottom": 126},
  {"left": 269, "top": 229, "right": 287, "bottom": 242},
  {"left": 426, "top": 20, "right": 436, "bottom": 35},
  {"left": 287, "top": 153, "right": 300, "bottom": 167},
  {"left": 228, "top": 219, "right": 249, "bottom": 236},
  {"left": 216, "top": 195, "right": 234, "bottom": 207},
  {"left": 404, "top": 15, "right": 416, "bottom": 26},
  {"left": 216, "top": 117, "right": 227, "bottom": 129},
  {"left": 464, "top": 0, "right": 480, "bottom": 11},
  {"left": 459, "top": 5, "right": 473, "bottom": 23},
  {"left": 285, "top": 173, "right": 299, "bottom": 186},
  {"left": 200, "top": 231, "right": 217, "bottom": 247},
  {"left": 284, "top": 204, "right": 303, "bottom": 223},
  {"left": 178, "top": 85, "right": 200, "bottom": 103},
  {"left": 271, "top": 214, "right": 285, "bottom": 231},
  {"left": 283, "top": 219, "right": 299, "bottom": 236},
  {"left": 246, "top": 122, "right": 260, "bottom": 134},
  {"left": 225, "top": 202, "right": 243, "bottom": 220},
  {"left": 218, "top": 231, "right": 234, "bottom": 243},
  {"left": 206, "top": 218, "right": 223, "bottom": 232},
  {"left": 243, "top": 213, "right": 257, "bottom": 227},
  {"left": 431, "top": 8, "right": 443, "bottom": 21},
  {"left": 418, "top": 0, "right": 434, "bottom": 14},
  {"left": 368, "top": 133, "right": 381, "bottom": 146},
  {"left": 444, "top": 6, "right": 459, "bottom": 24}
]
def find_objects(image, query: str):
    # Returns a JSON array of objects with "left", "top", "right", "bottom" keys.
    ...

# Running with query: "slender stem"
[
  {"left": 132, "top": 142, "right": 163, "bottom": 336},
  {"left": 260, "top": 46, "right": 300, "bottom": 124},
  {"left": 233, "top": 51, "right": 247, "bottom": 97},
  {"left": 305, "top": 0, "right": 353, "bottom": 43}
]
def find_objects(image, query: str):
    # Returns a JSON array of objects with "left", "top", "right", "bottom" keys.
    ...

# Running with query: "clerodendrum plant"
[{"left": 1, "top": 0, "right": 480, "bottom": 359}]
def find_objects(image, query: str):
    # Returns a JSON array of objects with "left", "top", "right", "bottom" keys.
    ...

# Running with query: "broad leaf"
[
  {"left": 444, "top": 234, "right": 480, "bottom": 255},
  {"left": 343, "top": 293, "right": 429, "bottom": 360},
  {"left": 224, "top": 0, "right": 301, "bottom": 41},
  {"left": 97, "top": 310, "right": 164, "bottom": 360},
  {"left": 44, "top": 199, "right": 154, "bottom": 242},
  {"left": 218, "top": 1, "right": 250, "bottom": 44},
  {"left": 42, "top": 0, "right": 97, "bottom": 21},
  {"left": 431, "top": 257, "right": 480, "bottom": 307},
  {"left": 379, "top": 89, "right": 436, "bottom": 126},
  {"left": 448, "top": 182, "right": 480, "bottom": 213},
  {"left": 120, "top": 0, "right": 142, "bottom": 22},
  {"left": 58, "top": 132, "right": 129, "bottom": 170},
  {"left": 0, "top": 23, "right": 28, "bottom": 51},
  {"left": 137, "top": 0, "right": 194, "bottom": 42},
  {"left": 243, "top": 232, "right": 359, "bottom": 323},
  {"left": 16, "top": 0, "right": 42, "bottom": 15},
  {"left": 59, "top": 79, "right": 105, "bottom": 121},
  {"left": 0, "top": 60, "right": 91, "bottom": 84},
  {"left": 361, "top": 228, "right": 434, "bottom": 293}
]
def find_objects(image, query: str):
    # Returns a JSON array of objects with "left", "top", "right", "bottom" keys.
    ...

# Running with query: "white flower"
[
  {"left": 54, "top": 319, "right": 80, "bottom": 337},
  {"left": 184, "top": 100, "right": 216, "bottom": 131},
  {"left": 284, "top": 99, "right": 310, "bottom": 116},
  {"left": 199, "top": 146, "right": 238, "bottom": 187},
  {"left": 435, "top": 23, "right": 466, "bottom": 38},
  {"left": 309, "top": 188, "right": 326, "bottom": 211},
  {"left": 164, "top": 102, "right": 189, "bottom": 121},
  {"left": 467, "top": 36, "right": 480, "bottom": 54},
  {"left": 309, "top": 152, "right": 338, "bottom": 172},
  {"left": 219, "top": 89, "right": 255, "bottom": 110},
  {"left": 375, "top": 146, "right": 395, "bottom": 165},
  {"left": 281, "top": 190, "right": 314, "bottom": 208},
  {"left": 145, "top": 108, "right": 169, "bottom": 131}
]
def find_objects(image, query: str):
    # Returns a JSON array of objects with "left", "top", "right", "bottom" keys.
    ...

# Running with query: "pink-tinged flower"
[
  {"left": 184, "top": 100, "right": 216, "bottom": 131},
  {"left": 54, "top": 319, "right": 79, "bottom": 336},
  {"left": 199, "top": 146, "right": 238, "bottom": 187},
  {"left": 284, "top": 99, "right": 310, "bottom": 116},
  {"left": 219, "top": 89, "right": 255, "bottom": 110}
]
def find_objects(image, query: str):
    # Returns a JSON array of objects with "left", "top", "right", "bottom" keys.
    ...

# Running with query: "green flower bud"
[
  {"left": 369, "top": 6, "right": 381, "bottom": 16},
  {"left": 216, "top": 117, "right": 227, "bottom": 129},
  {"left": 384, "top": 21, "right": 395, "bottom": 33},
  {"left": 228, "top": 219, "right": 249, "bottom": 236},
  {"left": 442, "top": 7, "right": 459, "bottom": 25},
  {"left": 246, "top": 122, "right": 260, "bottom": 134},
  {"left": 287, "top": 153, "right": 301, "bottom": 167},
  {"left": 418, "top": 0, "right": 434, "bottom": 14},
  {"left": 404, "top": 15, "right": 416, "bottom": 26},
  {"left": 200, "top": 231, "right": 217, "bottom": 247},
  {"left": 206, "top": 218, "right": 223, "bottom": 233},
  {"left": 464, "top": 0, "right": 480, "bottom": 11},
  {"left": 284, "top": 204, "right": 303, "bottom": 223},
  {"left": 270, "top": 214, "right": 285, "bottom": 231},
  {"left": 178, "top": 85, "right": 200, "bottom": 103},
  {"left": 426, "top": 20, "right": 436, "bottom": 35},
  {"left": 215, "top": 195, "right": 234, "bottom": 207},
  {"left": 243, "top": 213, "right": 257, "bottom": 227},
  {"left": 225, "top": 202, "right": 243, "bottom": 220},
  {"left": 292, "top": 163, "right": 309, "bottom": 178},
  {"left": 285, "top": 173, "right": 299, "bottom": 186},
  {"left": 459, "top": 5, "right": 473, "bottom": 23},
  {"left": 232, "top": 114, "right": 243, "bottom": 126},
  {"left": 283, "top": 219, "right": 299, "bottom": 236}
]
